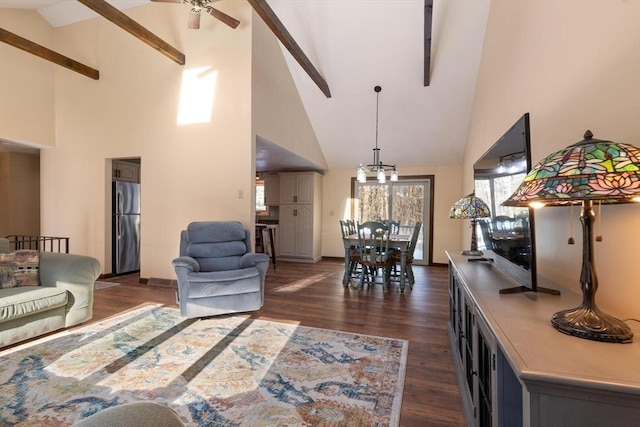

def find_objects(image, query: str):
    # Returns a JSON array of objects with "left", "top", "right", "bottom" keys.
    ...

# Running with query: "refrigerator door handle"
[{"left": 117, "top": 191, "right": 123, "bottom": 215}]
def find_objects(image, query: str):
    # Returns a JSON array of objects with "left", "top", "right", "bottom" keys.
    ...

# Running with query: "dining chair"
[
  {"left": 383, "top": 219, "right": 401, "bottom": 234},
  {"left": 493, "top": 215, "right": 517, "bottom": 231},
  {"left": 340, "top": 219, "right": 360, "bottom": 282},
  {"left": 354, "top": 221, "right": 393, "bottom": 290},
  {"left": 391, "top": 221, "right": 422, "bottom": 288}
]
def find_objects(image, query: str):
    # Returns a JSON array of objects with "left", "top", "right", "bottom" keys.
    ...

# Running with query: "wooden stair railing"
[{"left": 5, "top": 235, "right": 69, "bottom": 253}]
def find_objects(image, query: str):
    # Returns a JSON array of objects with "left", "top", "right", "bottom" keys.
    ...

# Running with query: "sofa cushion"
[
  {"left": 0, "top": 252, "right": 17, "bottom": 288},
  {"left": 0, "top": 286, "right": 68, "bottom": 323},
  {"left": 14, "top": 250, "right": 40, "bottom": 287},
  {"left": 0, "top": 250, "right": 40, "bottom": 288}
]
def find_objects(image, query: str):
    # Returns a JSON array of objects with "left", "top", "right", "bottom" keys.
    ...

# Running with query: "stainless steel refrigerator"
[{"left": 112, "top": 181, "right": 141, "bottom": 275}]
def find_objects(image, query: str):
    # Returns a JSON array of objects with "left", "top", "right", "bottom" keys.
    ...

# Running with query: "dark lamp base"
[
  {"left": 551, "top": 305, "right": 633, "bottom": 344},
  {"left": 461, "top": 249, "right": 484, "bottom": 256}
]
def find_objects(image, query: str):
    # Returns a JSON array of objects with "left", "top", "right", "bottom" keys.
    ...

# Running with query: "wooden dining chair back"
[
  {"left": 355, "top": 221, "right": 393, "bottom": 289},
  {"left": 346, "top": 219, "right": 357, "bottom": 235},
  {"left": 391, "top": 221, "right": 422, "bottom": 288},
  {"left": 383, "top": 220, "right": 401, "bottom": 234},
  {"left": 339, "top": 220, "right": 350, "bottom": 238},
  {"left": 493, "top": 215, "right": 517, "bottom": 231}
]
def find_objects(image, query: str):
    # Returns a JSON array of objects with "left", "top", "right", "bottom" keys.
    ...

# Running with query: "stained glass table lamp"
[
  {"left": 503, "top": 130, "right": 640, "bottom": 343},
  {"left": 449, "top": 193, "right": 491, "bottom": 256}
]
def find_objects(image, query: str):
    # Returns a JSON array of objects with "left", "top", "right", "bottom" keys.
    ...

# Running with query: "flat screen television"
[{"left": 473, "top": 113, "right": 559, "bottom": 295}]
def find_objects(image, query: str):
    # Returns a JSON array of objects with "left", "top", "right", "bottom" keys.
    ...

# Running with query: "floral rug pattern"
[{"left": 0, "top": 306, "right": 407, "bottom": 426}]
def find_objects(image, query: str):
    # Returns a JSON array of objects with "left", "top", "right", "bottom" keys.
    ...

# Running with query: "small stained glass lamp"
[
  {"left": 449, "top": 193, "right": 491, "bottom": 256},
  {"left": 503, "top": 130, "right": 640, "bottom": 343}
]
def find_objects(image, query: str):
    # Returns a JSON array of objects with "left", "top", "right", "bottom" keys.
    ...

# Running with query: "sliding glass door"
[{"left": 352, "top": 176, "right": 434, "bottom": 265}]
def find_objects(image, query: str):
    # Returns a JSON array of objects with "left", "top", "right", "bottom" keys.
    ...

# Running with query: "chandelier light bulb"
[{"left": 357, "top": 166, "right": 367, "bottom": 183}]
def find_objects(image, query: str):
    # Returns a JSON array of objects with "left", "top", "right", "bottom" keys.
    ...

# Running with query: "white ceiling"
[{"left": 0, "top": 0, "right": 490, "bottom": 174}]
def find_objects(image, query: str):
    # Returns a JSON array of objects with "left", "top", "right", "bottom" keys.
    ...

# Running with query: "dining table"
[{"left": 341, "top": 233, "right": 412, "bottom": 291}]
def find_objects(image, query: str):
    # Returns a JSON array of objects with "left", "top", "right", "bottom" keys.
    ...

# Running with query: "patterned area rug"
[{"left": 0, "top": 305, "right": 408, "bottom": 426}]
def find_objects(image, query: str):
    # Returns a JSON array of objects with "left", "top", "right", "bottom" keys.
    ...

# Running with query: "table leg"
[
  {"left": 400, "top": 250, "right": 407, "bottom": 292},
  {"left": 267, "top": 228, "right": 276, "bottom": 270},
  {"left": 343, "top": 247, "right": 351, "bottom": 286}
]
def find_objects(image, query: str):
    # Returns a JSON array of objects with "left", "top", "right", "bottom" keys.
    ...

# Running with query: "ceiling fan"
[{"left": 150, "top": 0, "right": 240, "bottom": 30}]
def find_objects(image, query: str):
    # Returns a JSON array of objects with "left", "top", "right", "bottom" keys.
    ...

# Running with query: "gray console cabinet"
[{"left": 447, "top": 251, "right": 640, "bottom": 427}]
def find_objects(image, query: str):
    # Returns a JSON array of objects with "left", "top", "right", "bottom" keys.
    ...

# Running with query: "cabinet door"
[
  {"left": 295, "top": 174, "right": 314, "bottom": 204},
  {"left": 264, "top": 175, "right": 280, "bottom": 205},
  {"left": 294, "top": 205, "right": 313, "bottom": 257},
  {"left": 279, "top": 175, "right": 298, "bottom": 204},
  {"left": 113, "top": 160, "right": 140, "bottom": 183},
  {"left": 476, "top": 314, "right": 497, "bottom": 427},
  {"left": 278, "top": 205, "right": 297, "bottom": 257},
  {"left": 463, "top": 292, "right": 476, "bottom": 407}
]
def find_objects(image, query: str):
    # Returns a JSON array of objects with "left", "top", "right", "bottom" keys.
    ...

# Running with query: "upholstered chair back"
[{"left": 179, "top": 221, "right": 251, "bottom": 272}]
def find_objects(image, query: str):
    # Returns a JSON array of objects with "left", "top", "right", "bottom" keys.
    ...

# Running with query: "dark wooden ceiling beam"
[
  {"left": 247, "top": 0, "right": 331, "bottom": 98},
  {"left": 77, "top": 0, "right": 185, "bottom": 65},
  {"left": 0, "top": 28, "right": 99, "bottom": 80},
  {"left": 424, "top": 0, "right": 433, "bottom": 86}
]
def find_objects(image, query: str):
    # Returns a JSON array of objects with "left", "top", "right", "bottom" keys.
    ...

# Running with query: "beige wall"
[
  {"left": 321, "top": 164, "right": 463, "bottom": 265},
  {"left": 251, "top": 12, "right": 327, "bottom": 171},
  {"left": 0, "top": 11, "right": 55, "bottom": 146},
  {"left": 0, "top": 3, "right": 325, "bottom": 281},
  {"left": 464, "top": 0, "right": 640, "bottom": 318}
]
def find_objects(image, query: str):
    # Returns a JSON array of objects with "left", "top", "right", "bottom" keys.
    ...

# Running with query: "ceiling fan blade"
[
  {"left": 206, "top": 7, "right": 240, "bottom": 29},
  {"left": 188, "top": 10, "right": 201, "bottom": 29}
]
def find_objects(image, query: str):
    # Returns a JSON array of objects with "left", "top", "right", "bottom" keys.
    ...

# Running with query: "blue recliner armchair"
[{"left": 172, "top": 221, "right": 270, "bottom": 318}]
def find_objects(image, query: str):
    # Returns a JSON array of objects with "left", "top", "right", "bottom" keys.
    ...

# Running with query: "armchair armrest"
[
  {"left": 240, "top": 253, "right": 269, "bottom": 292},
  {"left": 172, "top": 256, "right": 200, "bottom": 273},
  {"left": 239, "top": 253, "right": 269, "bottom": 269},
  {"left": 39, "top": 252, "right": 101, "bottom": 288},
  {"left": 39, "top": 252, "right": 101, "bottom": 327}
]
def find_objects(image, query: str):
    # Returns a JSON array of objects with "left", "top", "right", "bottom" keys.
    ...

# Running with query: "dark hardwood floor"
[{"left": 91, "top": 258, "right": 465, "bottom": 426}]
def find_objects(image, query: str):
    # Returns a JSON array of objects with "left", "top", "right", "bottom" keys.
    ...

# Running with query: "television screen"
[{"left": 473, "top": 113, "right": 556, "bottom": 294}]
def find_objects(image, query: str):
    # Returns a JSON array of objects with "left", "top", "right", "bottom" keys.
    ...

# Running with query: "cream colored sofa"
[{"left": 0, "top": 238, "right": 101, "bottom": 348}]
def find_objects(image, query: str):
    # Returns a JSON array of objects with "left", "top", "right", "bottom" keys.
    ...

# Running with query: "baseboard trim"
[{"left": 147, "top": 277, "right": 177, "bottom": 288}]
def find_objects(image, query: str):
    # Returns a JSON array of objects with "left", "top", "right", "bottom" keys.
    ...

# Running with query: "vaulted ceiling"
[{"left": 0, "top": 0, "right": 490, "bottom": 173}]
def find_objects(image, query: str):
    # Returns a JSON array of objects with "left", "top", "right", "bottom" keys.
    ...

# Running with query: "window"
[
  {"left": 256, "top": 180, "right": 266, "bottom": 212},
  {"left": 475, "top": 173, "right": 526, "bottom": 218},
  {"left": 352, "top": 175, "right": 434, "bottom": 265}
]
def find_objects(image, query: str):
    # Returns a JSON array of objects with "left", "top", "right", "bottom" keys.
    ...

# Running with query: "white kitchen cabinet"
[
  {"left": 112, "top": 160, "right": 140, "bottom": 183},
  {"left": 278, "top": 172, "right": 322, "bottom": 262},
  {"left": 264, "top": 174, "right": 280, "bottom": 206},
  {"left": 279, "top": 172, "right": 316, "bottom": 204},
  {"left": 278, "top": 205, "right": 314, "bottom": 259}
]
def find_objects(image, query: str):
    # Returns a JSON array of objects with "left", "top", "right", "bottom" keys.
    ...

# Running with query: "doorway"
[
  {"left": 352, "top": 175, "right": 434, "bottom": 265},
  {"left": 111, "top": 158, "right": 141, "bottom": 275}
]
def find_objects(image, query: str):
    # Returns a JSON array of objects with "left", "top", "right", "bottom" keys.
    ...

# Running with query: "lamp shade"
[
  {"left": 503, "top": 130, "right": 640, "bottom": 207},
  {"left": 449, "top": 193, "right": 491, "bottom": 219}
]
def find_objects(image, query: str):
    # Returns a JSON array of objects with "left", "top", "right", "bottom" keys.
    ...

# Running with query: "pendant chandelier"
[{"left": 356, "top": 86, "right": 398, "bottom": 184}]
